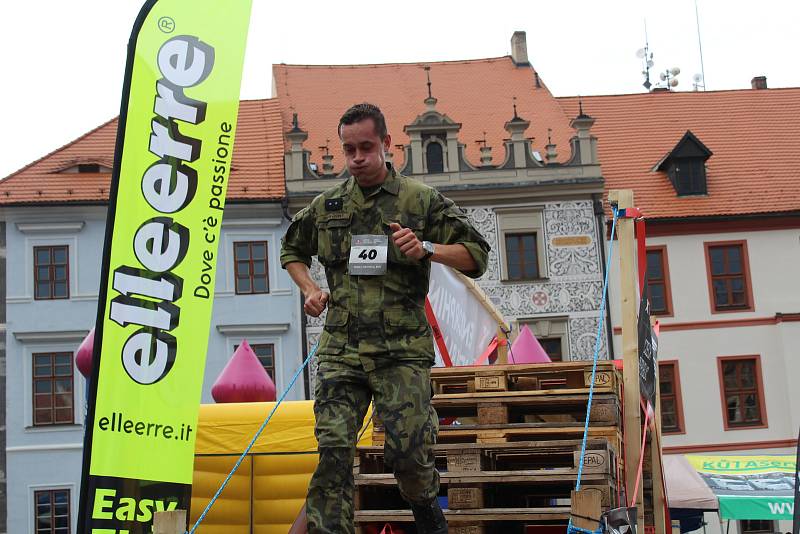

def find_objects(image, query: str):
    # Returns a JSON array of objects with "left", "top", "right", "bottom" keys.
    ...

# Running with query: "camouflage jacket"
[{"left": 280, "top": 166, "right": 490, "bottom": 371}]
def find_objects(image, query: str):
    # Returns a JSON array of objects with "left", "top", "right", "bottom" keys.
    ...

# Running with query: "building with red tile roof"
[
  {"left": 562, "top": 83, "right": 800, "bottom": 465},
  {"left": 559, "top": 87, "right": 800, "bottom": 222},
  {"left": 273, "top": 55, "right": 576, "bottom": 174},
  {"left": 0, "top": 98, "right": 304, "bottom": 534},
  {"left": 277, "top": 33, "right": 613, "bottom": 381},
  {"left": 0, "top": 99, "right": 286, "bottom": 205}
]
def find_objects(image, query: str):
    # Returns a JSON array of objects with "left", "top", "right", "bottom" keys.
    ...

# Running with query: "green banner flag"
[
  {"left": 77, "top": 0, "right": 252, "bottom": 531},
  {"left": 718, "top": 496, "right": 794, "bottom": 520},
  {"left": 687, "top": 455, "right": 797, "bottom": 520}
]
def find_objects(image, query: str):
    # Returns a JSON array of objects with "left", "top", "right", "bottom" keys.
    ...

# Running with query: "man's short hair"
[{"left": 338, "top": 103, "right": 388, "bottom": 140}]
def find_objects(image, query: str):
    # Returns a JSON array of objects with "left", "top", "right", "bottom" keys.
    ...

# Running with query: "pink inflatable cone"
[
  {"left": 76, "top": 328, "right": 95, "bottom": 378},
  {"left": 211, "top": 340, "right": 277, "bottom": 403},
  {"left": 509, "top": 324, "right": 551, "bottom": 364}
]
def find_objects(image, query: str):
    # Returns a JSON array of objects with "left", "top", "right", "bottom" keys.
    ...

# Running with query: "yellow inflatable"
[{"left": 190, "top": 401, "right": 373, "bottom": 533}]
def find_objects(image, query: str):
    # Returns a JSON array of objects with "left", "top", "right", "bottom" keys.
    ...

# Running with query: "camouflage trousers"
[{"left": 306, "top": 359, "right": 440, "bottom": 534}]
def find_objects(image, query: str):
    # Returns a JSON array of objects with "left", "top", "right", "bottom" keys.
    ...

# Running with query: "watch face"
[{"left": 423, "top": 241, "right": 434, "bottom": 256}]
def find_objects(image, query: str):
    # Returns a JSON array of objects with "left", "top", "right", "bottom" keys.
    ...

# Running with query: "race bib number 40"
[{"left": 349, "top": 234, "right": 388, "bottom": 275}]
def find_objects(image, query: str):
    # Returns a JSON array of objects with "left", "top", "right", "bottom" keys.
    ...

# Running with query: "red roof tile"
[
  {"left": 558, "top": 88, "right": 800, "bottom": 219},
  {"left": 273, "top": 57, "right": 577, "bottom": 172},
  {"left": 0, "top": 99, "right": 286, "bottom": 205}
]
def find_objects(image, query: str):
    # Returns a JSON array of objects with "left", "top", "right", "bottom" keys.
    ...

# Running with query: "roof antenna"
[
  {"left": 636, "top": 19, "right": 655, "bottom": 91},
  {"left": 694, "top": 0, "right": 707, "bottom": 90}
]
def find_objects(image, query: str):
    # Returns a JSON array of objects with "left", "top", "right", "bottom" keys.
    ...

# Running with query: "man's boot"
[{"left": 411, "top": 499, "right": 448, "bottom": 534}]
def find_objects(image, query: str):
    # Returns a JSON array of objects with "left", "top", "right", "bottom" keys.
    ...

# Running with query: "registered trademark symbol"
[{"left": 158, "top": 16, "right": 175, "bottom": 33}]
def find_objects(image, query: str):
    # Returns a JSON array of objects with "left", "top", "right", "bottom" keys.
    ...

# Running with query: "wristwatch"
[{"left": 421, "top": 241, "right": 435, "bottom": 261}]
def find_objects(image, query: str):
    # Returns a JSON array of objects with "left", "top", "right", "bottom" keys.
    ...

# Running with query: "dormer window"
[
  {"left": 654, "top": 130, "right": 712, "bottom": 196},
  {"left": 671, "top": 158, "right": 706, "bottom": 195},
  {"left": 78, "top": 163, "right": 100, "bottom": 173},
  {"left": 425, "top": 141, "right": 444, "bottom": 173},
  {"left": 54, "top": 162, "right": 112, "bottom": 174}
]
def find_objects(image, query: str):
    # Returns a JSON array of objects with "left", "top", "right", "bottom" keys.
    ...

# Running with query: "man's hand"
[
  {"left": 389, "top": 222, "right": 425, "bottom": 260},
  {"left": 304, "top": 289, "right": 330, "bottom": 317}
]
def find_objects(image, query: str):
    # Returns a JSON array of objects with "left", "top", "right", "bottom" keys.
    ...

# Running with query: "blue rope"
[
  {"left": 575, "top": 206, "right": 619, "bottom": 492},
  {"left": 188, "top": 343, "right": 318, "bottom": 534}
]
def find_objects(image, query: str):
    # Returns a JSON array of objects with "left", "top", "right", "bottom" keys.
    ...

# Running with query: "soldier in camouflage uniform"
[{"left": 281, "top": 103, "right": 489, "bottom": 534}]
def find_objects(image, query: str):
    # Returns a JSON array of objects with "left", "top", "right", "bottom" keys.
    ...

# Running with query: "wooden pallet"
[
  {"left": 356, "top": 475, "right": 616, "bottom": 508},
  {"left": 372, "top": 424, "right": 622, "bottom": 454},
  {"left": 358, "top": 363, "right": 624, "bottom": 533},
  {"left": 355, "top": 440, "right": 621, "bottom": 528},
  {"left": 356, "top": 439, "right": 617, "bottom": 478},
  {"left": 430, "top": 361, "right": 620, "bottom": 396},
  {"left": 429, "top": 392, "right": 620, "bottom": 427}
]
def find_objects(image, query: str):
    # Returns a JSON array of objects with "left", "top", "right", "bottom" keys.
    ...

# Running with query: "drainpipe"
[{"left": 593, "top": 194, "right": 616, "bottom": 359}]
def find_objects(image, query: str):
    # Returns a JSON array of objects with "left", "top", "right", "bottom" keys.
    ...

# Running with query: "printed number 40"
[{"left": 358, "top": 249, "right": 378, "bottom": 260}]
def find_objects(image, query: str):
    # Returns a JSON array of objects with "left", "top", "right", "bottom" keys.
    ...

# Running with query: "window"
[
  {"left": 646, "top": 246, "right": 672, "bottom": 315},
  {"left": 739, "top": 520, "right": 774, "bottom": 534},
  {"left": 718, "top": 356, "right": 766, "bottom": 429},
  {"left": 497, "top": 207, "right": 547, "bottom": 280},
  {"left": 251, "top": 344, "right": 275, "bottom": 380},
  {"left": 33, "top": 352, "right": 74, "bottom": 426},
  {"left": 77, "top": 163, "right": 100, "bottom": 173},
  {"left": 538, "top": 338, "right": 563, "bottom": 362},
  {"left": 705, "top": 241, "right": 752, "bottom": 312},
  {"left": 519, "top": 317, "right": 568, "bottom": 361},
  {"left": 505, "top": 233, "right": 539, "bottom": 280},
  {"left": 657, "top": 130, "right": 711, "bottom": 196},
  {"left": 658, "top": 362, "right": 684, "bottom": 434},
  {"left": 234, "top": 241, "right": 269, "bottom": 295},
  {"left": 34, "top": 489, "right": 70, "bottom": 534},
  {"left": 672, "top": 158, "right": 706, "bottom": 195},
  {"left": 34, "top": 246, "right": 69, "bottom": 300},
  {"left": 234, "top": 343, "right": 275, "bottom": 380},
  {"left": 425, "top": 142, "right": 444, "bottom": 173}
]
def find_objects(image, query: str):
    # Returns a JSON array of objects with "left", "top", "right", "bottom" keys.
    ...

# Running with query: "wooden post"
[
  {"left": 571, "top": 489, "right": 602, "bottom": 532},
  {"left": 496, "top": 327, "right": 509, "bottom": 364},
  {"left": 607, "top": 189, "right": 644, "bottom": 527},
  {"left": 153, "top": 509, "right": 187, "bottom": 534}
]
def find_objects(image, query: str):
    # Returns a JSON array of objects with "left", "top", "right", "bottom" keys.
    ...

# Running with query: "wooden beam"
[
  {"left": 496, "top": 327, "right": 509, "bottom": 364},
  {"left": 608, "top": 189, "right": 643, "bottom": 526},
  {"left": 571, "top": 489, "right": 602, "bottom": 532},
  {"left": 153, "top": 510, "right": 187, "bottom": 534}
]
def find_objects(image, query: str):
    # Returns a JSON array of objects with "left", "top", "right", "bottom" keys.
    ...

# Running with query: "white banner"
[{"left": 427, "top": 263, "right": 498, "bottom": 366}]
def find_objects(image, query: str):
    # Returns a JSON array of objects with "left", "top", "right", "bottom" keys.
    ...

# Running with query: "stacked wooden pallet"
[{"left": 354, "top": 361, "right": 624, "bottom": 534}]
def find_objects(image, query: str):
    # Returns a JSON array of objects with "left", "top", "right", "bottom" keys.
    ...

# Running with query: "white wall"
[{"left": 607, "top": 226, "right": 800, "bottom": 452}]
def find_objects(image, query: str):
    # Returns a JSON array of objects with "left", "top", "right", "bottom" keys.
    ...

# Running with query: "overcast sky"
[{"left": 1, "top": 0, "right": 797, "bottom": 179}]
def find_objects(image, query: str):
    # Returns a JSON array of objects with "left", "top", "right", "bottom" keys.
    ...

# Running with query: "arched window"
[{"left": 425, "top": 142, "right": 444, "bottom": 173}]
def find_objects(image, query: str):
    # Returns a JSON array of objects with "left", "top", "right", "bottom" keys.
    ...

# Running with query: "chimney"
[
  {"left": 510, "top": 31, "right": 529, "bottom": 66},
  {"left": 751, "top": 76, "right": 767, "bottom": 90}
]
